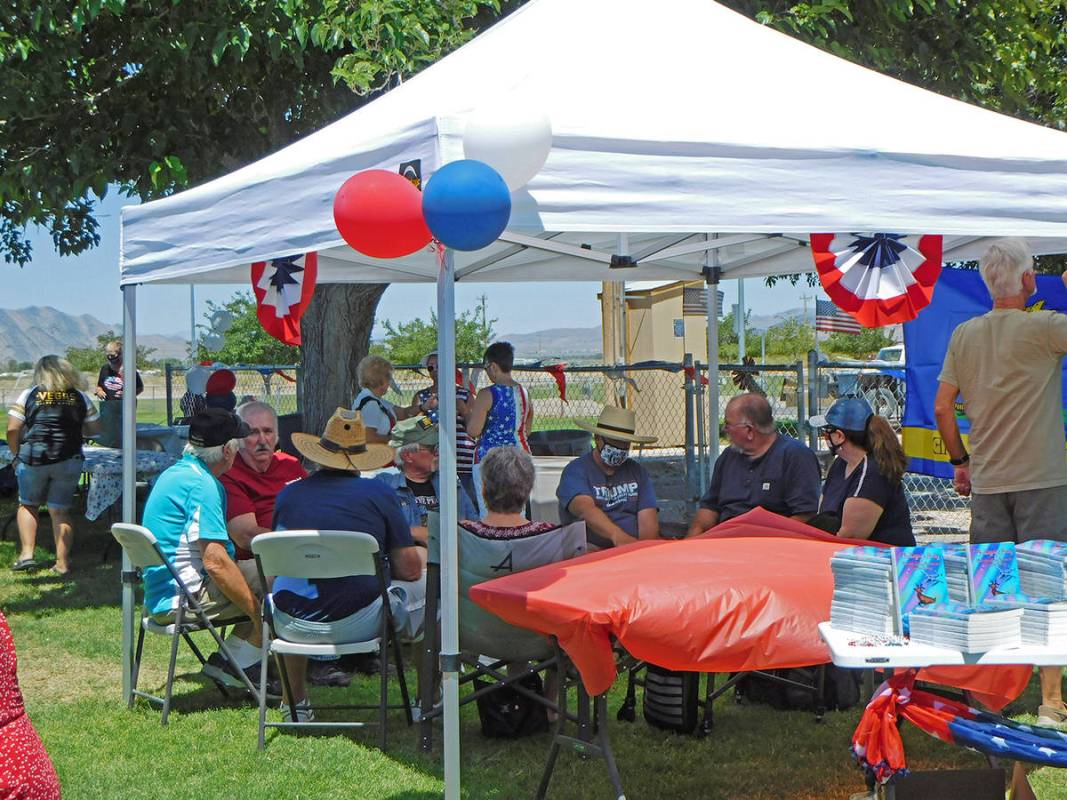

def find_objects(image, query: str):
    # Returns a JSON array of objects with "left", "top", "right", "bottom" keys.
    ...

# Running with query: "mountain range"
[{"left": 0, "top": 306, "right": 189, "bottom": 364}]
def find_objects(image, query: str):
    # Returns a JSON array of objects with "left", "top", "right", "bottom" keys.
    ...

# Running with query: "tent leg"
[
  {"left": 436, "top": 247, "right": 461, "bottom": 800},
  {"left": 121, "top": 284, "right": 138, "bottom": 704},
  {"left": 703, "top": 244, "right": 721, "bottom": 468}
]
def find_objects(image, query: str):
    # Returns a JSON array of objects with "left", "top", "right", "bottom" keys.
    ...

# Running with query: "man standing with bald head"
[{"left": 686, "top": 393, "right": 821, "bottom": 537}]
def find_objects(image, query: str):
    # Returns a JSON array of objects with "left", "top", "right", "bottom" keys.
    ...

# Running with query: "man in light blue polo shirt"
[{"left": 142, "top": 407, "right": 268, "bottom": 690}]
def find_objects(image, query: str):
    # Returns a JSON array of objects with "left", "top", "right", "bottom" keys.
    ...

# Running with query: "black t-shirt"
[
  {"left": 700, "top": 435, "right": 822, "bottom": 523},
  {"left": 10, "top": 386, "right": 96, "bottom": 465},
  {"left": 406, "top": 477, "right": 439, "bottom": 519},
  {"left": 820, "top": 456, "right": 915, "bottom": 547},
  {"left": 97, "top": 363, "right": 144, "bottom": 402}
]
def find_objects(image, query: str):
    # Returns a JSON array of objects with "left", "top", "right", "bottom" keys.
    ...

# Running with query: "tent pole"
[
  {"left": 436, "top": 246, "right": 461, "bottom": 800},
  {"left": 703, "top": 236, "right": 721, "bottom": 467},
  {"left": 121, "top": 284, "right": 138, "bottom": 703}
]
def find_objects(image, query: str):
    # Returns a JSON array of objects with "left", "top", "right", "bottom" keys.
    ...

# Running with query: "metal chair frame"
[
  {"left": 111, "top": 522, "right": 261, "bottom": 725},
  {"left": 251, "top": 530, "right": 413, "bottom": 751}
]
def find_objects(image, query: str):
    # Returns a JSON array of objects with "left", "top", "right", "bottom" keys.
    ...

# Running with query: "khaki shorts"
[
  {"left": 151, "top": 559, "right": 262, "bottom": 639},
  {"left": 970, "top": 485, "right": 1067, "bottom": 544}
]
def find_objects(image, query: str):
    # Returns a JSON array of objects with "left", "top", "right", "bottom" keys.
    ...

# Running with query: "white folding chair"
[
  {"left": 111, "top": 522, "right": 260, "bottom": 725},
  {"left": 251, "top": 530, "right": 413, "bottom": 750}
]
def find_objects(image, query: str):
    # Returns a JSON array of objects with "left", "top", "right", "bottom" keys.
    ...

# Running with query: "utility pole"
[{"left": 800, "top": 293, "right": 816, "bottom": 356}]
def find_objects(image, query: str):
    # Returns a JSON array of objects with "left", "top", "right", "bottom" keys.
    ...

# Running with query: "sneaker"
[
  {"left": 202, "top": 652, "right": 281, "bottom": 697},
  {"left": 307, "top": 659, "right": 352, "bottom": 687},
  {"left": 279, "top": 699, "right": 315, "bottom": 723}
]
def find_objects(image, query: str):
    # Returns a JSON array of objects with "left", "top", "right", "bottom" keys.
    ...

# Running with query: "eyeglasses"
[
  {"left": 721, "top": 420, "right": 752, "bottom": 431},
  {"left": 427, "top": 365, "right": 437, "bottom": 372}
]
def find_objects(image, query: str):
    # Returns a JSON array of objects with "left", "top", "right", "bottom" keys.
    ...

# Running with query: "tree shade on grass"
[{"left": 2, "top": 496, "right": 1066, "bottom": 799}]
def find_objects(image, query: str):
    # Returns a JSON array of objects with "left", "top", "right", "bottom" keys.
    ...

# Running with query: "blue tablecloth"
[{"left": 0, "top": 445, "right": 177, "bottom": 521}]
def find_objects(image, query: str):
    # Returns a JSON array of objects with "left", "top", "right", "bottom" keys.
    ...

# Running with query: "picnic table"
[{"left": 0, "top": 444, "right": 177, "bottom": 521}]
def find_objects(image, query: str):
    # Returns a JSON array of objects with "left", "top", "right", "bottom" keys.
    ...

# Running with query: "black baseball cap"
[{"left": 188, "top": 408, "right": 252, "bottom": 447}]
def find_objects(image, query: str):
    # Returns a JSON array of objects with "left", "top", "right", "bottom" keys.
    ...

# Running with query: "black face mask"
[{"left": 826, "top": 430, "right": 843, "bottom": 457}]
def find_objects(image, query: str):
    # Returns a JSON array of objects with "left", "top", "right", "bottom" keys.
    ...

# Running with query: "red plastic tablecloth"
[{"left": 469, "top": 508, "right": 1031, "bottom": 709}]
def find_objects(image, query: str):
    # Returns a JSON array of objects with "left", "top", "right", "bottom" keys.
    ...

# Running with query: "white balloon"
[{"left": 463, "top": 104, "right": 552, "bottom": 191}]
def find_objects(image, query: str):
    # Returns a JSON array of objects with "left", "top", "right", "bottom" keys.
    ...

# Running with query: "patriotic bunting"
[
  {"left": 250, "top": 252, "right": 318, "bottom": 346},
  {"left": 811, "top": 233, "right": 942, "bottom": 327}
]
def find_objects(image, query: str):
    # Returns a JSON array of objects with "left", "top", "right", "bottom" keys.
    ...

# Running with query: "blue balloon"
[{"left": 422, "top": 160, "right": 511, "bottom": 251}]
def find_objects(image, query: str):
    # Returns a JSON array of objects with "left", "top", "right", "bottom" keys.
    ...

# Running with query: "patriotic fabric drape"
[
  {"left": 250, "top": 252, "right": 318, "bottom": 346},
  {"left": 811, "top": 234, "right": 943, "bottom": 327},
  {"left": 854, "top": 670, "right": 1067, "bottom": 785}
]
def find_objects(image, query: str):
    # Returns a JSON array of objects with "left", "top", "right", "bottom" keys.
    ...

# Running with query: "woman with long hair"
[
  {"left": 7, "top": 355, "right": 100, "bottom": 574},
  {"left": 809, "top": 396, "right": 915, "bottom": 546}
]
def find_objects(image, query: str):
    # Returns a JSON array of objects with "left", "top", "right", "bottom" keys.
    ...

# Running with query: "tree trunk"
[{"left": 300, "top": 283, "right": 387, "bottom": 436}]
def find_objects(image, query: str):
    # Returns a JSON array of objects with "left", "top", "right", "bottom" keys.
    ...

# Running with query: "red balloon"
[{"left": 333, "top": 170, "right": 432, "bottom": 258}]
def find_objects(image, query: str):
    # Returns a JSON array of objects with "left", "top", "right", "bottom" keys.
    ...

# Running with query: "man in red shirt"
[
  {"left": 221, "top": 401, "right": 306, "bottom": 562},
  {"left": 223, "top": 401, "right": 356, "bottom": 686}
]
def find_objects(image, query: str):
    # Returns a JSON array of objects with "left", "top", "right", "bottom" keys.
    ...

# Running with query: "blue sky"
[{"left": 6, "top": 192, "right": 810, "bottom": 339}]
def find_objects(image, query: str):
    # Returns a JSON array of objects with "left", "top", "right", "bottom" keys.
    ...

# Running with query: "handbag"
[{"left": 473, "top": 673, "right": 549, "bottom": 738}]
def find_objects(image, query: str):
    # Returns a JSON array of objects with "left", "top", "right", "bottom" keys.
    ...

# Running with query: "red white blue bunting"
[{"left": 810, "top": 233, "right": 942, "bottom": 327}]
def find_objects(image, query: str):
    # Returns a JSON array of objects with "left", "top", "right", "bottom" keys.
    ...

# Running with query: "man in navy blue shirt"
[
  {"left": 686, "top": 393, "right": 821, "bottom": 537},
  {"left": 557, "top": 406, "right": 660, "bottom": 550},
  {"left": 268, "top": 408, "right": 424, "bottom": 722}
]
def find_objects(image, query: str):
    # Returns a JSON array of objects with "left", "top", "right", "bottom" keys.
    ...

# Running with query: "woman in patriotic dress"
[
  {"left": 0, "top": 609, "right": 62, "bottom": 799},
  {"left": 466, "top": 342, "right": 532, "bottom": 517}
]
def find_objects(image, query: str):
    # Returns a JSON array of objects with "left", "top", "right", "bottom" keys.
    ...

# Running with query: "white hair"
[
  {"left": 978, "top": 238, "right": 1034, "bottom": 299},
  {"left": 394, "top": 441, "right": 425, "bottom": 467},
  {"left": 183, "top": 438, "right": 242, "bottom": 465},
  {"left": 236, "top": 400, "right": 277, "bottom": 423}
]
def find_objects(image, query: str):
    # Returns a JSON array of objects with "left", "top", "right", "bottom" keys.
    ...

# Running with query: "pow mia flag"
[{"left": 399, "top": 159, "right": 422, "bottom": 190}]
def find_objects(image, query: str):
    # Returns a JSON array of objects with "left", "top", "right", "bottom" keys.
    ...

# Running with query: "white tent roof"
[{"left": 120, "top": 0, "right": 1067, "bottom": 287}]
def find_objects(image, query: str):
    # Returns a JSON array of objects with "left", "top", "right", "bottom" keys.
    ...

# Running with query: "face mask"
[
  {"left": 827, "top": 432, "right": 843, "bottom": 457},
  {"left": 600, "top": 443, "right": 629, "bottom": 468}
]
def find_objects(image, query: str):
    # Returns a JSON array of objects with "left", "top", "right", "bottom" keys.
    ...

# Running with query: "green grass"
[{"left": 3, "top": 500, "right": 1065, "bottom": 799}]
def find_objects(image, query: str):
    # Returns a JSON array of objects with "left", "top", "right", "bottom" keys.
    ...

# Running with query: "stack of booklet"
[
  {"left": 907, "top": 601, "right": 1023, "bottom": 650},
  {"left": 829, "top": 547, "right": 896, "bottom": 635},
  {"left": 970, "top": 541, "right": 1067, "bottom": 646},
  {"left": 1016, "top": 540, "right": 1067, "bottom": 599},
  {"left": 938, "top": 543, "right": 971, "bottom": 605}
]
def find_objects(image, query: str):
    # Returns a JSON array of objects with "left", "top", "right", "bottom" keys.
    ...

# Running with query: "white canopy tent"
[{"left": 118, "top": 0, "right": 1067, "bottom": 794}]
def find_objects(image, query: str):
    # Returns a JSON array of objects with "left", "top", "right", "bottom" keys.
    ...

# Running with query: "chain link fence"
[
  {"left": 164, "top": 365, "right": 302, "bottom": 423},
  {"left": 162, "top": 354, "right": 969, "bottom": 537}
]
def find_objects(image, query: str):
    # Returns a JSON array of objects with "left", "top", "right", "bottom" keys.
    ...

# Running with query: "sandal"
[
  {"left": 12, "top": 558, "right": 39, "bottom": 572},
  {"left": 1037, "top": 704, "right": 1067, "bottom": 727}
]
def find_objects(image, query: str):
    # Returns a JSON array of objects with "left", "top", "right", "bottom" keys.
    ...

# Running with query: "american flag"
[
  {"left": 815, "top": 299, "right": 861, "bottom": 334},
  {"left": 682, "top": 287, "right": 725, "bottom": 316}
]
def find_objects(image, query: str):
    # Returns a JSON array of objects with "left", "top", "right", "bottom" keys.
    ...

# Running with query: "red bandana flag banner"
[
  {"left": 250, "top": 252, "right": 318, "bottom": 346},
  {"left": 810, "top": 233, "right": 942, "bottom": 327},
  {"left": 543, "top": 363, "right": 568, "bottom": 403}
]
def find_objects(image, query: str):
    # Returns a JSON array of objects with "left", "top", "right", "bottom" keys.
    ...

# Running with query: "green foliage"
[
  {"left": 0, "top": 0, "right": 503, "bottom": 264},
  {"left": 762, "top": 316, "right": 816, "bottom": 359},
  {"left": 196, "top": 293, "right": 301, "bottom": 365},
  {"left": 65, "top": 329, "right": 155, "bottom": 373},
  {"left": 376, "top": 296, "right": 496, "bottom": 364},
  {"left": 825, "top": 327, "right": 896, "bottom": 359}
]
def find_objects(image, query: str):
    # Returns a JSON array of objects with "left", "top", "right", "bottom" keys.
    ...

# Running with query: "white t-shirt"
[{"left": 352, "top": 387, "right": 396, "bottom": 435}]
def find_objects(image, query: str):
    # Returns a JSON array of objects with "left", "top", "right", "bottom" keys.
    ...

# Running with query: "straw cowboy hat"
[
  {"left": 291, "top": 408, "right": 394, "bottom": 471},
  {"left": 576, "top": 405, "right": 657, "bottom": 445}
]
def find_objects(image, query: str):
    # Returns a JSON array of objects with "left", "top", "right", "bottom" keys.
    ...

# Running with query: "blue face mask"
[{"left": 600, "top": 443, "right": 629, "bottom": 468}]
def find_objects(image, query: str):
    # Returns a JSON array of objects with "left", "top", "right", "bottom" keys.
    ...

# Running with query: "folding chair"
[
  {"left": 418, "top": 514, "right": 587, "bottom": 751},
  {"left": 110, "top": 523, "right": 260, "bottom": 725},
  {"left": 251, "top": 530, "right": 413, "bottom": 751}
]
